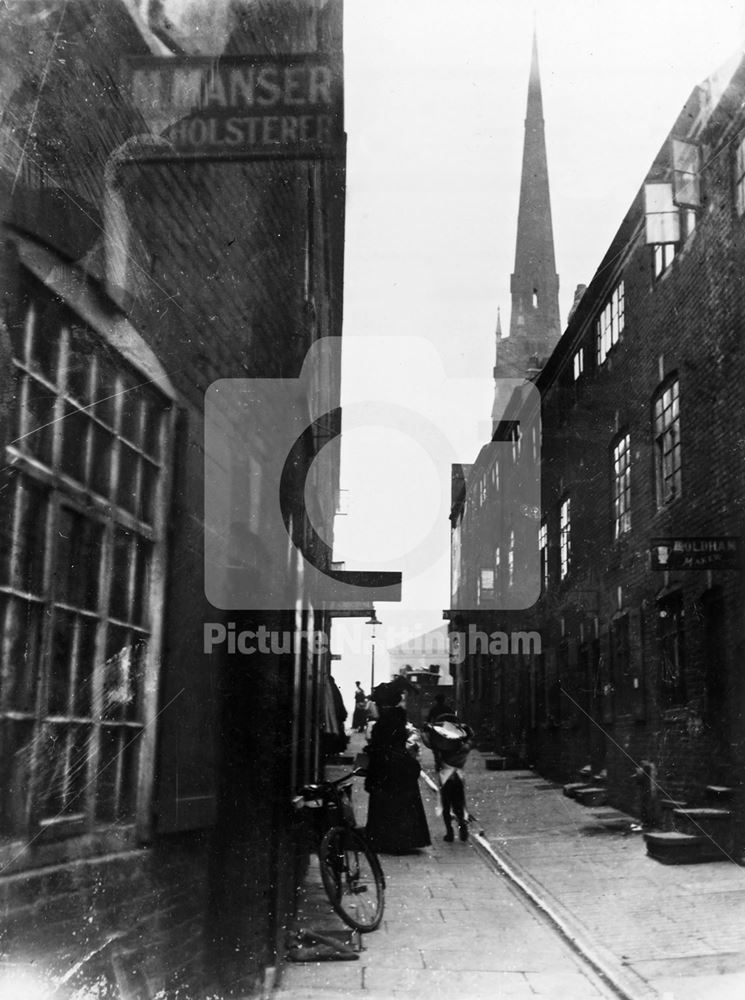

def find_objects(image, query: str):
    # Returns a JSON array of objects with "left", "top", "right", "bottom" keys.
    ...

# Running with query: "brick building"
[
  {"left": 450, "top": 46, "right": 745, "bottom": 857},
  {"left": 0, "top": 1, "right": 366, "bottom": 995}
]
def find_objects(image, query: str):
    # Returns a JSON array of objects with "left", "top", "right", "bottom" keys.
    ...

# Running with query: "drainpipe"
[{"left": 103, "top": 135, "right": 172, "bottom": 307}]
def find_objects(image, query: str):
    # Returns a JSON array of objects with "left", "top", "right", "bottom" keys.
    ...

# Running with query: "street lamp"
[{"left": 365, "top": 611, "right": 382, "bottom": 694}]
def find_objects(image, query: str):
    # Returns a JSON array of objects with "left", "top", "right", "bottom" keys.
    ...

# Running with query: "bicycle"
[{"left": 295, "top": 768, "right": 385, "bottom": 933}]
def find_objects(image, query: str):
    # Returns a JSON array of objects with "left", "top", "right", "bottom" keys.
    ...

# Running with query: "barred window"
[
  {"left": 596, "top": 281, "right": 625, "bottom": 364},
  {"left": 612, "top": 433, "right": 631, "bottom": 538},
  {"left": 0, "top": 278, "right": 171, "bottom": 843},
  {"left": 573, "top": 348, "right": 584, "bottom": 381},
  {"left": 559, "top": 497, "right": 571, "bottom": 580},
  {"left": 653, "top": 378, "right": 681, "bottom": 505}
]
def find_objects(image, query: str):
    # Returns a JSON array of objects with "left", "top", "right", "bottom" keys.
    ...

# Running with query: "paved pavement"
[
  {"left": 273, "top": 741, "right": 616, "bottom": 1000},
  {"left": 272, "top": 741, "right": 745, "bottom": 1000},
  {"left": 466, "top": 758, "right": 745, "bottom": 1000}
]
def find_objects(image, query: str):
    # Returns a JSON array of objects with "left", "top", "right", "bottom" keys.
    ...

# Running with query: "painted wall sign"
[
  {"left": 651, "top": 537, "right": 741, "bottom": 571},
  {"left": 121, "top": 55, "right": 344, "bottom": 159}
]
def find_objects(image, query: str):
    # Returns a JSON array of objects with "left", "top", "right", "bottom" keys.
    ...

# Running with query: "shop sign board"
[
  {"left": 121, "top": 54, "right": 344, "bottom": 159},
  {"left": 650, "top": 537, "right": 741, "bottom": 571}
]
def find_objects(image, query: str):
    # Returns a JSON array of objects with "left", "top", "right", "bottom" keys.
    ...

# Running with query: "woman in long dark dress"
[{"left": 364, "top": 680, "right": 431, "bottom": 854}]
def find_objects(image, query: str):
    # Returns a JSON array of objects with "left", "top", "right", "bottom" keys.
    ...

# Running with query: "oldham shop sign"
[
  {"left": 122, "top": 55, "right": 343, "bottom": 159},
  {"left": 651, "top": 537, "right": 741, "bottom": 571}
]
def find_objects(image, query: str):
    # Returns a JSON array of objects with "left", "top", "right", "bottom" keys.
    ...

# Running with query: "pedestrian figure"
[
  {"left": 426, "top": 691, "right": 454, "bottom": 724},
  {"left": 364, "top": 678, "right": 431, "bottom": 854},
  {"left": 352, "top": 680, "right": 368, "bottom": 732},
  {"left": 422, "top": 714, "right": 474, "bottom": 843}
]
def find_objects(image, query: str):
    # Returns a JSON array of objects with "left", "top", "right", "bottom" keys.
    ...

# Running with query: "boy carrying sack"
[{"left": 422, "top": 714, "right": 474, "bottom": 842}]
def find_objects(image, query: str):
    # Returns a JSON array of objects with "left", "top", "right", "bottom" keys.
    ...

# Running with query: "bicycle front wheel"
[{"left": 319, "top": 826, "right": 385, "bottom": 932}]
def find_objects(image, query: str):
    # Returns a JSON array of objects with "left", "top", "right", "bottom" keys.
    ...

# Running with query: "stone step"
[
  {"left": 672, "top": 807, "right": 732, "bottom": 846},
  {"left": 574, "top": 786, "right": 607, "bottom": 807},
  {"left": 659, "top": 798, "right": 687, "bottom": 831},
  {"left": 706, "top": 785, "right": 734, "bottom": 803},
  {"left": 644, "top": 830, "right": 730, "bottom": 864},
  {"left": 563, "top": 782, "right": 592, "bottom": 799},
  {"left": 592, "top": 768, "right": 608, "bottom": 785},
  {"left": 578, "top": 765, "right": 593, "bottom": 780}
]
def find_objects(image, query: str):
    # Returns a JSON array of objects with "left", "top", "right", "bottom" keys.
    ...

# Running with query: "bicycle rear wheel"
[{"left": 319, "top": 826, "right": 385, "bottom": 932}]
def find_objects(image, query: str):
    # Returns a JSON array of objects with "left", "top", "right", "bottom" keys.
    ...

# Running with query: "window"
[
  {"left": 653, "top": 242, "right": 676, "bottom": 278},
  {"left": 596, "top": 281, "right": 625, "bottom": 364},
  {"left": 539, "top": 520, "right": 548, "bottom": 591},
  {"left": 652, "top": 209, "right": 696, "bottom": 278},
  {"left": 559, "top": 497, "right": 571, "bottom": 579},
  {"left": 573, "top": 348, "right": 584, "bottom": 381},
  {"left": 736, "top": 133, "right": 745, "bottom": 216},
  {"left": 507, "top": 529, "right": 515, "bottom": 588},
  {"left": 653, "top": 378, "right": 681, "bottom": 505},
  {"left": 657, "top": 592, "right": 686, "bottom": 709},
  {"left": 478, "top": 569, "right": 494, "bottom": 603},
  {"left": 0, "top": 279, "right": 170, "bottom": 843},
  {"left": 612, "top": 433, "right": 631, "bottom": 538}
]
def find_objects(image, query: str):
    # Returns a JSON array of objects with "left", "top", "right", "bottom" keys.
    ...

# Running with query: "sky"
[
  {"left": 330, "top": 0, "right": 745, "bottom": 705},
  {"left": 164, "top": 0, "right": 745, "bottom": 707}
]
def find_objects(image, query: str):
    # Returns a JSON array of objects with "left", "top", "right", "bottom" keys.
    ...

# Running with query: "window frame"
[
  {"left": 596, "top": 280, "right": 625, "bottom": 365},
  {"left": 652, "top": 376, "right": 681, "bottom": 507},
  {"left": 0, "top": 263, "right": 175, "bottom": 864},
  {"left": 559, "top": 496, "right": 571, "bottom": 580},
  {"left": 611, "top": 431, "right": 632, "bottom": 539}
]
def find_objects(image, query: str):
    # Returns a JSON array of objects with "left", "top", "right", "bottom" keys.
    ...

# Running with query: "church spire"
[
  {"left": 493, "top": 306, "right": 503, "bottom": 379},
  {"left": 497, "top": 29, "right": 561, "bottom": 380}
]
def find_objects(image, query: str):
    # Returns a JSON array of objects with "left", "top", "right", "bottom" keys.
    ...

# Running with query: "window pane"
[
  {"left": 0, "top": 720, "right": 35, "bottom": 835},
  {"left": 118, "top": 445, "right": 140, "bottom": 516},
  {"left": 59, "top": 405, "right": 89, "bottom": 485},
  {"left": 54, "top": 509, "right": 102, "bottom": 611},
  {"left": 103, "top": 626, "right": 134, "bottom": 722},
  {"left": 110, "top": 530, "right": 134, "bottom": 623},
  {"left": 49, "top": 611, "right": 97, "bottom": 719},
  {"left": 0, "top": 596, "right": 44, "bottom": 712},
  {"left": 139, "top": 460, "right": 158, "bottom": 525},
  {"left": 93, "top": 352, "right": 119, "bottom": 428},
  {"left": 142, "top": 394, "right": 164, "bottom": 460},
  {"left": 66, "top": 326, "right": 96, "bottom": 405},
  {"left": 132, "top": 539, "right": 151, "bottom": 628},
  {"left": 97, "top": 725, "right": 139, "bottom": 823},
  {"left": 36, "top": 723, "right": 88, "bottom": 821},
  {"left": 12, "top": 477, "right": 47, "bottom": 594},
  {"left": 89, "top": 424, "right": 115, "bottom": 498},
  {"left": 29, "top": 302, "right": 62, "bottom": 385},
  {"left": 120, "top": 375, "right": 143, "bottom": 447},
  {"left": 22, "top": 376, "right": 56, "bottom": 466},
  {"left": 49, "top": 610, "right": 76, "bottom": 716}
]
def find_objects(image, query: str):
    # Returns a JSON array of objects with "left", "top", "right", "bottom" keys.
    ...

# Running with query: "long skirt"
[{"left": 366, "top": 780, "right": 431, "bottom": 854}]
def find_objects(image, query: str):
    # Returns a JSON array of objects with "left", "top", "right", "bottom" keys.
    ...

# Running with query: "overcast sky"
[
  {"left": 163, "top": 0, "right": 745, "bottom": 702},
  {"left": 329, "top": 0, "right": 744, "bottom": 702}
]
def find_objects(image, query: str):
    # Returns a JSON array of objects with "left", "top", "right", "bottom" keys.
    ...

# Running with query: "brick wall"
[
  {"left": 0, "top": 0, "right": 345, "bottom": 996},
  {"left": 453, "top": 66, "right": 745, "bottom": 835}
]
